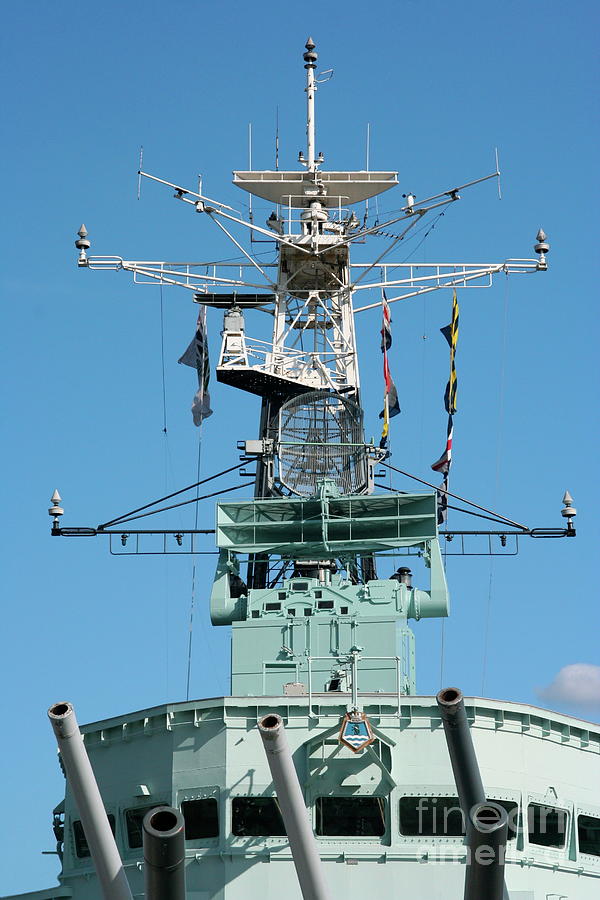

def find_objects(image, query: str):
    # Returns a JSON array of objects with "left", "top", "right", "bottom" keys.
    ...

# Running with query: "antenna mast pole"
[{"left": 304, "top": 37, "right": 317, "bottom": 172}]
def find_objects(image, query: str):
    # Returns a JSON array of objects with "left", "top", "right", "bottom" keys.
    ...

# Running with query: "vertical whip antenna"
[
  {"left": 248, "top": 122, "right": 253, "bottom": 224},
  {"left": 303, "top": 37, "right": 317, "bottom": 172},
  {"left": 494, "top": 147, "right": 502, "bottom": 200},
  {"left": 365, "top": 123, "right": 371, "bottom": 224},
  {"left": 137, "top": 146, "right": 144, "bottom": 200}
]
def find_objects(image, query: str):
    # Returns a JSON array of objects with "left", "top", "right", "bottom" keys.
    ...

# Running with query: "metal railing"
[{"left": 305, "top": 653, "right": 408, "bottom": 719}]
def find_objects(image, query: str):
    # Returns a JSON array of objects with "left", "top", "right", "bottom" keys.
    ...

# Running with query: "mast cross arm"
[
  {"left": 352, "top": 258, "right": 546, "bottom": 312},
  {"left": 83, "top": 257, "right": 275, "bottom": 293}
]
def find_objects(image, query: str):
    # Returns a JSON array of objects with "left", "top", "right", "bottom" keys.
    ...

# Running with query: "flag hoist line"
[
  {"left": 379, "top": 290, "right": 400, "bottom": 450},
  {"left": 431, "top": 289, "right": 459, "bottom": 523}
]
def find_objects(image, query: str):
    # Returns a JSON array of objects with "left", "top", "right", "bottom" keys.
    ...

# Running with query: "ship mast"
[
  {"left": 64, "top": 37, "right": 567, "bottom": 565},
  {"left": 304, "top": 37, "right": 317, "bottom": 173}
]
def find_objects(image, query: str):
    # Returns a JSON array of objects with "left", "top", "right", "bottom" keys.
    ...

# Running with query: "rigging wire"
[
  {"left": 185, "top": 309, "right": 228, "bottom": 699},
  {"left": 439, "top": 613, "right": 446, "bottom": 689},
  {"left": 481, "top": 274, "right": 510, "bottom": 694},
  {"left": 353, "top": 210, "right": 448, "bottom": 289},
  {"left": 99, "top": 461, "right": 246, "bottom": 529},
  {"left": 186, "top": 436, "right": 203, "bottom": 701},
  {"left": 159, "top": 284, "right": 168, "bottom": 435},
  {"left": 415, "top": 222, "right": 446, "bottom": 690},
  {"left": 158, "top": 284, "right": 171, "bottom": 699},
  {"left": 399, "top": 212, "right": 445, "bottom": 264},
  {"left": 378, "top": 461, "right": 528, "bottom": 531},
  {"left": 109, "top": 482, "right": 250, "bottom": 526}
]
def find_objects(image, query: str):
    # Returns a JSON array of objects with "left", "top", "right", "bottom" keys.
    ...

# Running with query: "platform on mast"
[{"left": 233, "top": 170, "right": 398, "bottom": 207}]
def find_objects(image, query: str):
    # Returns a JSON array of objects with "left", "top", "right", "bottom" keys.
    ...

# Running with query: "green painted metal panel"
[{"left": 216, "top": 492, "right": 438, "bottom": 556}]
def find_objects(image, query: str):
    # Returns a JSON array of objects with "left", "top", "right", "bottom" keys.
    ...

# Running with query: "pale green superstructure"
[
  {"left": 10, "top": 694, "right": 600, "bottom": 898},
  {"left": 6, "top": 36, "right": 598, "bottom": 900},
  {"left": 213, "top": 489, "right": 447, "bottom": 698}
]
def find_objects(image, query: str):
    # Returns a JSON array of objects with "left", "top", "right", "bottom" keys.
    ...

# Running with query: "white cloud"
[{"left": 538, "top": 663, "right": 600, "bottom": 711}]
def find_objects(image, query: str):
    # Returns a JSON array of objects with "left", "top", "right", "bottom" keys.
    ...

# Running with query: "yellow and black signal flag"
[
  {"left": 441, "top": 290, "right": 459, "bottom": 415},
  {"left": 431, "top": 290, "right": 459, "bottom": 523}
]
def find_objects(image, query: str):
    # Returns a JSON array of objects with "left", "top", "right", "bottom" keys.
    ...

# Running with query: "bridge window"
[
  {"left": 181, "top": 798, "right": 219, "bottom": 840},
  {"left": 315, "top": 797, "right": 386, "bottom": 837},
  {"left": 125, "top": 804, "right": 168, "bottom": 849},
  {"left": 73, "top": 814, "right": 115, "bottom": 858},
  {"left": 578, "top": 814, "right": 600, "bottom": 856},
  {"left": 527, "top": 803, "right": 568, "bottom": 848},
  {"left": 399, "top": 797, "right": 519, "bottom": 839},
  {"left": 232, "top": 797, "right": 286, "bottom": 837},
  {"left": 399, "top": 796, "right": 463, "bottom": 836}
]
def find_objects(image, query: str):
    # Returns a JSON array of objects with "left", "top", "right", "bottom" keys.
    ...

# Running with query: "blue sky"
[{"left": 1, "top": 1, "right": 598, "bottom": 893}]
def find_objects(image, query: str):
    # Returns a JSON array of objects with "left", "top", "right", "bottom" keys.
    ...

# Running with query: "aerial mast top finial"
[{"left": 303, "top": 37, "right": 318, "bottom": 173}]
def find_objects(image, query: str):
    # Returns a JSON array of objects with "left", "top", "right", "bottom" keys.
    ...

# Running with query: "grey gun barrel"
[
  {"left": 47, "top": 702, "right": 133, "bottom": 900},
  {"left": 258, "top": 713, "right": 331, "bottom": 900},
  {"left": 142, "top": 807, "right": 186, "bottom": 900},
  {"left": 464, "top": 802, "right": 508, "bottom": 900},
  {"left": 437, "top": 688, "right": 510, "bottom": 900},
  {"left": 436, "top": 687, "right": 485, "bottom": 815}
]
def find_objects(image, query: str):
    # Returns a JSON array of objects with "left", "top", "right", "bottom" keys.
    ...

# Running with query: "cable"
[
  {"left": 159, "top": 284, "right": 168, "bottom": 435},
  {"left": 481, "top": 565, "right": 493, "bottom": 696},
  {"left": 398, "top": 213, "right": 445, "bottom": 264},
  {"left": 105, "top": 482, "right": 252, "bottom": 527},
  {"left": 186, "top": 438, "right": 203, "bottom": 701},
  {"left": 99, "top": 461, "right": 246, "bottom": 529},
  {"left": 378, "top": 461, "right": 528, "bottom": 531},
  {"left": 158, "top": 283, "right": 170, "bottom": 699},
  {"left": 481, "top": 274, "right": 511, "bottom": 695},
  {"left": 439, "top": 618, "right": 446, "bottom": 689}
]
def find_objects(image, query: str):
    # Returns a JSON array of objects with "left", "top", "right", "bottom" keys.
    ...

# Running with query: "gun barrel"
[
  {"left": 142, "top": 807, "right": 186, "bottom": 900},
  {"left": 47, "top": 702, "right": 133, "bottom": 900},
  {"left": 436, "top": 687, "right": 485, "bottom": 815},
  {"left": 437, "top": 689, "right": 510, "bottom": 900},
  {"left": 464, "top": 802, "right": 508, "bottom": 900},
  {"left": 258, "top": 713, "right": 331, "bottom": 900}
]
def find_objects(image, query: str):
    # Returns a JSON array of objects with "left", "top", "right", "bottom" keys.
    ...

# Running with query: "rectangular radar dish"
[
  {"left": 233, "top": 170, "right": 398, "bottom": 208},
  {"left": 216, "top": 492, "right": 437, "bottom": 557}
]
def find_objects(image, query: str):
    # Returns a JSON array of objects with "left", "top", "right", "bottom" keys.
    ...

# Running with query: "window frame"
[
  {"left": 576, "top": 808, "right": 600, "bottom": 859},
  {"left": 398, "top": 795, "right": 465, "bottom": 839},
  {"left": 396, "top": 791, "right": 464, "bottom": 843},
  {"left": 314, "top": 794, "right": 389, "bottom": 839},
  {"left": 396, "top": 791, "right": 521, "bottom": 843},
  {"left": 230, "top": 795, "right": 287, "bottom": 839},
  {"left": 177, "top": 786, "right": 220, "bottom": 846},
  {"left": 526, "top": 800, "right": 570, "bottom": 851},
  {"left": 72, "top": 813, "right": 116, "bottom": 860},
  {"left": 123, "top": 801, "right": 169, "bottom": 851}
]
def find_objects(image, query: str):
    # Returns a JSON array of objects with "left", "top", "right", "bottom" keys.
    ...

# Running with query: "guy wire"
[
  {"left": 186, "top": 436, "right": 203, "bottom": 701},
  {"left": 481, "top": 273, "right": 510, "bottom": 694}
]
